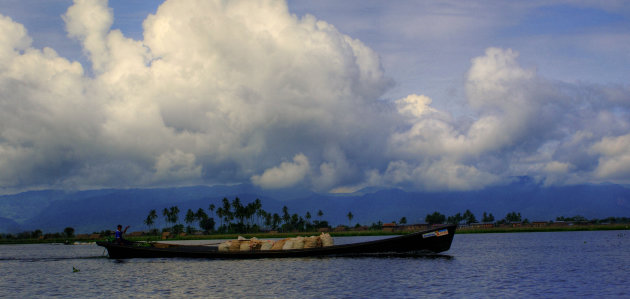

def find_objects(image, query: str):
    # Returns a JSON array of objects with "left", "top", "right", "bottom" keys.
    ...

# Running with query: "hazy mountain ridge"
[{"left": 1, "top": 181, "right": 629, "bottom": 234}]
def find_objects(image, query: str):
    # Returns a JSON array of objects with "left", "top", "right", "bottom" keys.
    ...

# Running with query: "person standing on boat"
[{"left": 114, "top": 224, "right": 130, "bottom": 244}]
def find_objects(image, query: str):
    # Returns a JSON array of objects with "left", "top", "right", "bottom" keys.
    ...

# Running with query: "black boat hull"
[{"left": 97, "top": 224, "right": 456, "bottom": 259}]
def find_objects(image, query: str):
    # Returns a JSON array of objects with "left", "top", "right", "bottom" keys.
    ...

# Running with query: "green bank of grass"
[
  {"left": 0, "top": 238, "right": 76, "bottom": 245},
  {"left": 456, "top": 224, "right": 630, "bottom": 234}
]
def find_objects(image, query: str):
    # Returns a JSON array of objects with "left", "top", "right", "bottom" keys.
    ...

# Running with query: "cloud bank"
[{"left": 0, "top": 0, "right": 629, "bottom": 194}]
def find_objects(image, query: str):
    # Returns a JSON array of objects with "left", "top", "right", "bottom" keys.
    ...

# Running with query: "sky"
[{"left": 0, "top": 0, "right": 629, "bottom": 195}]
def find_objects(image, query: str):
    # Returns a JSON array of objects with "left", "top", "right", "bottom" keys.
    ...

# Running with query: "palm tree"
[
  {"left": 347, "top": 211, "right": 354, "bottom": 227},
  {"left": 253, "top": 198, "right": 263, "bottom": 226},
  {"left": 463, "top": 209, "right": 477, "bottom": 224},
  {"left": 256, "top": 208, "right": 267, "bottom": 228},
  {"left": 482, "top": 212, "right": 495, "bottom": 223},
  {"left": 282, "top": 206, "right": 291, "bottom": 230},
  {"left": 216, "top": 207, "right": 224, "bottom": 229},
  {"left": 221, "top": 198, "right": 232, "bottom": 229},
  {"left": 232, "top": 197, "right": 243, "bottom": 224},
  {"left": 196, "top": 208, "right": 208, "bottom": 223},
  {"left": 144, "top": 209, "right": 158, "bottom": 231},
  {"left": 426, "top": 211, "right": 446, "bottom": 225},
  {"left": 264, "top": 212, "right": 272, "bottom": 230},
  {"left": 245, "top": 202, "right": 256, "bottom": 227},
  {"left": 162, "top": 208, "right": 170, "bottom": 228},
  {"left": 161, "top": 206, "right": 180, "bottom": 229},
  {"left": 317, "top": 209, "right": 324, "bottom": 220},
  {"left": 199, "top": 217, "right": 215, "bottom": 233},
  {"left": 291, "top": 213, "right": 299, "bottom": 231},
  {"left": 169, "top": 206, "right": 180, "bottom": 225},
  {"left": 185, "top": 209, "right": 196, "bottom": 232},
  {"left": 305, "top": 211, "right": 312, "bottom": 230},
  {"left": 272, "top": 213, "right": 281, "bottom": 230},
  {"left": 196, "top": 208, "right": 214, "bottom": 233},
  {"left": 231, "top": 197, "right": 247, "bottom": 231}
]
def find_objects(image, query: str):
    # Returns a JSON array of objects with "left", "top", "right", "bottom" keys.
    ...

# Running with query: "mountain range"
[{"left": 1, "top": 178, "right": 629, "bottom": 234}]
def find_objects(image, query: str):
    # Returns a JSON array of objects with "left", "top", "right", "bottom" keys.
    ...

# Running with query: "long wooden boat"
[{"left": 97, "top": 224, "right": 456, "bottom": 259}]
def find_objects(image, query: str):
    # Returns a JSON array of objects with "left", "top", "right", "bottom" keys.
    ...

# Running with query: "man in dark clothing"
[{"left": 114, "top": 224, "right": 130, "bottom": 244}]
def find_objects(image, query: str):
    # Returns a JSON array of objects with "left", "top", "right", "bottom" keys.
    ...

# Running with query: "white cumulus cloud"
[
  {"left": 0, "top": 0, "right": 629, "bottom": 194},
  {"left": 590, "top": 134, "right": 630, "bottom": 183},
  {"left": 251, "top": 153, "right": 310, "bottom": 189}
]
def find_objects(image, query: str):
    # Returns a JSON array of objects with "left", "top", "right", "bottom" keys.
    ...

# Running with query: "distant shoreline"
[
  {"left": 1, "top": 224, "right": 628, "bottom": 245},
  {"left": 455, "top": 224, "right": 629, "bottom": 234}
]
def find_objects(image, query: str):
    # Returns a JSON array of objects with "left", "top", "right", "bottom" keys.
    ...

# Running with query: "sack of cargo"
[
  {"left": 291, "top": 237, "right": 305, "bottom": 249},
  {"left": 229, "top": 240, "right": 241, "bottom": 252},
  {"left": 304, "top": 236, "right": 321, "bottom": 249},
  {"left": 320, "top": 232, "right": 333, "bottom": 247},
  {"left": 249, "top": 239, "right": 263, "bottom": 251},
  {"left": 260, "top": 240, "right": 273, "bottom": 250},
  {"left": 282, "top": 240, "right": 295, "bottom": 250},
  {"left": 218, "top": 241, "right": 231, "bottom": 252},
  {"left": 271, "top": 239, "right": 286, "bottom": 250},
  {"left": 239, "top": 241, "right": 251, "bottom": 252}
]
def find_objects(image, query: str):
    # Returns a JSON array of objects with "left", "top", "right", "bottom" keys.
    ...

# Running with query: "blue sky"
[{"left": 0, "top": 0, "right": 629, "bottom": 194}]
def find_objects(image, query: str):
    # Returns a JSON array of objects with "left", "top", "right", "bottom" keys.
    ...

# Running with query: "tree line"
[
  {"left": 424, "top": 210, "right": 630, "bottom": 226},
  {"left": 3, "top": 198, "right": 629, "bottom": 240},
  {"left": 144, "top": 197, "right": 336, "bottom": 235},
  {"left": 424, "top": 210, "right": 521, "bottom": 225},
  {"left": 0, "top": 227, "right": 76, "bottom": 241}
]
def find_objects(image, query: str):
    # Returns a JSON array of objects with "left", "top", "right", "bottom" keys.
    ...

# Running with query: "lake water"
[{"left": 1, "top": 230, "right": 628, "bottom": 298}]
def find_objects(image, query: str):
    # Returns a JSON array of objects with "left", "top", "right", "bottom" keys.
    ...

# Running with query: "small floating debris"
[{"left": 72, "top": 267, "right": 80, "bottom": 273}]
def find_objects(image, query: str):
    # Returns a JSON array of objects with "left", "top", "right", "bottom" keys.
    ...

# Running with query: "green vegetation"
[
  {"left": 2, "top": 221, "right": 628, "bottom": 244},
  {"left": 482, "top": 212, "right": 495, "bottom": 223},
  {"left": 2, "top": 197, "right": 629, "bottom": 245},
  {"left": 443, "top": 209, "right": 477, "bottom": 225},
  {"left": 143, "top": 197, "right": 337, "bottom": 237},
  {"left": 457, "top": 224, "right": 630, "bottom": 234},
  {"left": 64, "top": 227, "right": 75, "bottom": 238},
  {"left": 143, "top": 209, "right": 157, "bottom": 231},
  {"left": 426, "top": 210, "right": 526, "bottom": 225},
  {"left": 425, "top": 211, "right": 446, "bottom": 225}
]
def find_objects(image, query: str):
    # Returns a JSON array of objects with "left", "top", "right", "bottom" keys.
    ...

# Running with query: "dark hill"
[{"left": 0, "top": 180, "right": 628, "bottom": 234}]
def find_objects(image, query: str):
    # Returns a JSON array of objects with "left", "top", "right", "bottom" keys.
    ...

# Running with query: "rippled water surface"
[{"left": 1, "top": 230, "right": 628, "bottom": 298}]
